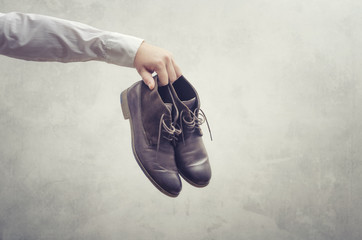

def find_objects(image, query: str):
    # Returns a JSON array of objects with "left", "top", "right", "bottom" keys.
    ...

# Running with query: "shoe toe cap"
[
  {"left": 181, "top": 162, "right": 212, "bottom": 187},
  {"left": 154, "top": 172, "right": 182, "bottom": 197}
]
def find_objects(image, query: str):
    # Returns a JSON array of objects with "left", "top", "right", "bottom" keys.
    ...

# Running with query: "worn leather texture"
[
  {"left": 125, "top": 79, "right": 182, "bottom": 196},
  {"left": 170, "top": 76, "right": 212, "bottom": 187},
  {"left": 140, "top": 76, "right": 174, "bottom": 145}
]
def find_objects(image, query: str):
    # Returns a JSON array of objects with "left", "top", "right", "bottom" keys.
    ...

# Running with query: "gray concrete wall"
[{"left": 1, "top": 0, "right": 362, "bottom": 239}]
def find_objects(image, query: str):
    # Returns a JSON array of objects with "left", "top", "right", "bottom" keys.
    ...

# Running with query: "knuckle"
[
  {"left": 163, "top": 53, "right": 173, "bottom": 62},
  {"left": 155, "top": 59, "right": 164, "bottom": 68}
]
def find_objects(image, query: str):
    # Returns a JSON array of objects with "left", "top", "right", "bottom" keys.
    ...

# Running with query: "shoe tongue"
[
  {"left": 164, "top": 103, "right": 173, "bottom": 113},
  {"left": 183, "top": 97, "right": 196, "bottom": 110}
]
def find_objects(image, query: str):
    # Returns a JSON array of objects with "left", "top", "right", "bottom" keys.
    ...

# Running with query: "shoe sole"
[{"left": 121, "top": 88, "right": 179, "bottom": 198}]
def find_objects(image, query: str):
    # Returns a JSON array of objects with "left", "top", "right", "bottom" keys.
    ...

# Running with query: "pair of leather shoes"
[{"left": 121, "top": 75, "right": 211, "bottom": 197}]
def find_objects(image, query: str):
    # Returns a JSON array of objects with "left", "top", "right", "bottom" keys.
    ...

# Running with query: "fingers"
[
  {"left": 139, "top": 68, "right": 155, "bottom": 90},
  {"left": 134, "top": 42, "right": 182, "bottom": 88},
  {"left": 166, "top": 60, "right": 177, "bottom": 84},
  {"left": 156, "top": 65, "right": 169, "bottom": 87},
  {"left": 156, "top": 57, "right": 180, "bottom": 86},
  {"left": 172, "top": 59, "right": 182, "bottom": 80},
  {"left": 143, "top": 58, "right": 181, "bottom": 89}
]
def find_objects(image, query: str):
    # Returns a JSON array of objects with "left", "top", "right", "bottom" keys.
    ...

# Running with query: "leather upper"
[
  {"left": 126, "top": 78, "right": 182, "bottom": 196},
  {"left": 169, "top": 75, "right": 212, "bottom": 187}
]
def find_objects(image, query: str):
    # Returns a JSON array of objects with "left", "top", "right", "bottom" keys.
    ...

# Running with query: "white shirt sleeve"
[{"left": 0, "top": 12, "right": 144, "bottom": 68}]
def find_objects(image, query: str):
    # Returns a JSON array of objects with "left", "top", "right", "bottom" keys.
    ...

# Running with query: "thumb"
[{"left": 139, "top": 69, "right": 155, "bottom": 90}]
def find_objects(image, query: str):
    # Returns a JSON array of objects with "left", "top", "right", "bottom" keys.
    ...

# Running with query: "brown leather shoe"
[
  {"left": 169, "top": 75, "right": 212, "bottom": 187},
  {"left": 121, "top": 76, "right": 182, "bottom": 197}
]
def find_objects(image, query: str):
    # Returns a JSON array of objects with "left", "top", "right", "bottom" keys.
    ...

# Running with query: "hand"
[{"left": 134, "top": 42, "right": 182, "bottom": 90}]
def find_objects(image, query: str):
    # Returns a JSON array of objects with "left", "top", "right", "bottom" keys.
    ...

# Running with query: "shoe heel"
[{"left": 121, "top": 89, "right": 130, "bottom": 120}]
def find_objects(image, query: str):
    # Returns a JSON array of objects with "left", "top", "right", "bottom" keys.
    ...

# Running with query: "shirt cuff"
[{"left": 103, "top": 32, "right": 144, "bottom": 68}]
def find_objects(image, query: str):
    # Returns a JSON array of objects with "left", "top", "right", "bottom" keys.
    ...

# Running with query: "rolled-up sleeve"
[{"left": 0, "top": 12, "right": 144, "bottom": 67}]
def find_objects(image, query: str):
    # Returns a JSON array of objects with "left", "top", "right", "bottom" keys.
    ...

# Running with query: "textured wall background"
[{"left": 1, "top": 0, "right": 362, "bottom": 239}]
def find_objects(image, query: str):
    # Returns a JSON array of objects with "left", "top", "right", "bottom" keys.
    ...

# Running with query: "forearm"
[{"left": 0, "top": 12, "right": 143, "bottom": 67}]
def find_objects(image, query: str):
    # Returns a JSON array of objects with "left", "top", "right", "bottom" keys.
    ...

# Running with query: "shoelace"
[
  {"left": 156, "top": 113, "right": 182, "bottom": 153},
  {"left": 179, "top": 108, "right": 213, "bottom": 144}
]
